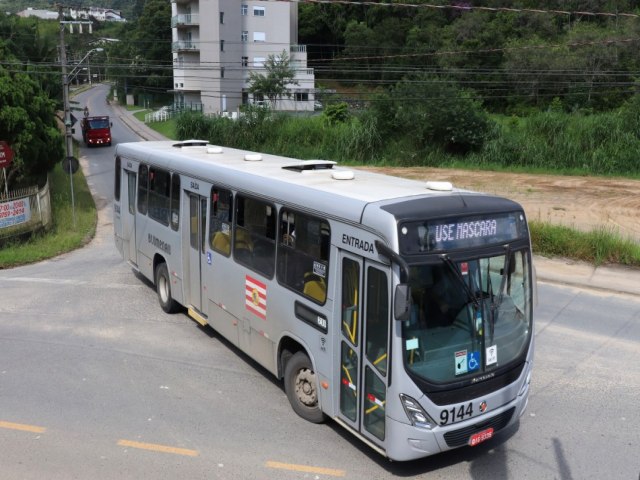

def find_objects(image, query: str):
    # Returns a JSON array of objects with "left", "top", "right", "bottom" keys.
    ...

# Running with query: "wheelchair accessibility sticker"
[{"left": 468, "top": 351, "right": 480, "bottom": 372}]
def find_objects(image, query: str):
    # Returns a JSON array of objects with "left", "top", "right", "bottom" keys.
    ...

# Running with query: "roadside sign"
[
  {"left": 62, "top": 156, "right": 79, "bottom": 174},
  {"left": 0, "top": 141, "right": 14, "bottom": 168}
]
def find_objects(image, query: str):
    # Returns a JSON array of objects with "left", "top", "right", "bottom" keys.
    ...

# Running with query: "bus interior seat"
[
  {"left": 303, "top": 272, "right": 326, "bottom": 303},
  {"left": 234, "top": 228, "right": 253, "bottom": 252},
  {"left": 212, "top": 231, "right": 230, "bottom": 254}
]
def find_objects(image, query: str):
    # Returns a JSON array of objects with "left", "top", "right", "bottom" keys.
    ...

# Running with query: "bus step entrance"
[{"left": 188, "top": 307, "right": 208, "bottom": 327}]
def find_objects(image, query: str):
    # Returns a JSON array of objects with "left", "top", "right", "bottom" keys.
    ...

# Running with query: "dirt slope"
[{"left": 363, "top": 167, "right": 640, "bottom": 243}]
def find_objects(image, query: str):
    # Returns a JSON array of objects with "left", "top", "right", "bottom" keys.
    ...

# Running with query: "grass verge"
[
  {"left": 132, "top": 109, "right": 176, "bottom": 139},
  {"left": 530, "top": 221, "right": 640, "bottom": 267},
  {"left": 0, "top": 161, "right": 97, "bottom": 269}
]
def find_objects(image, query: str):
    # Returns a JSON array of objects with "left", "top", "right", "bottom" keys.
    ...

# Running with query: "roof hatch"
[
  {"left": 173, "top": 139, "right": 208, "bottom": 148},
  {"left": 282, "top": 160, "right": 336, "bottom": 172}
]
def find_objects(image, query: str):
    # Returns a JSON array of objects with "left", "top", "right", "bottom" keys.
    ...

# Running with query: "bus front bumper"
[{"left": 385, "top": 394, "right": 527, "bottom": 462}]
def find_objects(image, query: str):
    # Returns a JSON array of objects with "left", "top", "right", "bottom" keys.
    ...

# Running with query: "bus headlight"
[{"left": 400, "top": 394, "right": 436, "bottom": 429}]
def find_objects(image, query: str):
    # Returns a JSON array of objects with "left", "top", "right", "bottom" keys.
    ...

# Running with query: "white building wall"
[{"left": 171, "top": 0, "right": 314, "bottom": 114}]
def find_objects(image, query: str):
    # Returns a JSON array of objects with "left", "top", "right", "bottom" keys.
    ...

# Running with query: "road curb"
[{"left": 534, "top": 255, "right": 640, "bottom": 297}]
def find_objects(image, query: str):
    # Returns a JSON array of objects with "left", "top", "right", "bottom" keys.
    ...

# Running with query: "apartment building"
[{"left": 171, "top": 0, "right": 315, "bottom": 114}]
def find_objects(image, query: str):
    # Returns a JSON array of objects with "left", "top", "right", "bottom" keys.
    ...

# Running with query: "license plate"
[{"left": 469, "top": 427, "right": 494, "bottom": 446}]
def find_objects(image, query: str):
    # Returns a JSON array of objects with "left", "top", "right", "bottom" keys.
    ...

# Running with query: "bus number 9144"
[{"left": 440, "top": 402, "right": 473, "bottom": 425}]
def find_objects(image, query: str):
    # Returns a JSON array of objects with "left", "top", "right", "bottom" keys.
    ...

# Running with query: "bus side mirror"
[{"left": 394, "top": 284, "right": 411, "bottom": 321}]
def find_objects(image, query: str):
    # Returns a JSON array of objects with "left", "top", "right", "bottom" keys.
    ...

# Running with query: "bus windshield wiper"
[
  {"left": 440, "top": 254, "right": 480, "bottom": 310},
  {"left": 488, "top": 246, "right": 511, "bottom": 341}
]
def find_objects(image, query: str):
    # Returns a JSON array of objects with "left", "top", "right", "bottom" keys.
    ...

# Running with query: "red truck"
[{"left": 81, "top": 115, "right": 112, "bottom": 147}]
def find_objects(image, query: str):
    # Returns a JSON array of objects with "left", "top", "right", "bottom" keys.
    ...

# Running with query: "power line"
[{"left": 291, "top": 0, "right": 640, "bottom": 19}]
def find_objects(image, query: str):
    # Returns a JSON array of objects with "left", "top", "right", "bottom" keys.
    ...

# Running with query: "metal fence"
[{"left": 0, "top": 179, "right": 52, "bottom": 241}]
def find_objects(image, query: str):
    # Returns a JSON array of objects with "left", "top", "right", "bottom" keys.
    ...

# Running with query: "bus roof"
[{"left": 116, "top": 140, "right": 487, "bottom": 224}]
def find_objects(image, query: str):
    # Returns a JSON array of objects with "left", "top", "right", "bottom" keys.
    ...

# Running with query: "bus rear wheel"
[
  {"left": 284, "top": 351, "right": 327, "bottom": 424},
  {"left": 155, "top": 263, "right": 180, "bottom": 313}
]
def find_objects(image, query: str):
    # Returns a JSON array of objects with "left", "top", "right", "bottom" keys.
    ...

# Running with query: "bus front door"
[
  {"left": 123, "top": 170, "right": 137, "bottom": 266},
  {"left": 187, "top": 193, "right": 207, "bottom": 312},
  {"left": 338, "top": 252, "right": 391, "bottom": 446}
]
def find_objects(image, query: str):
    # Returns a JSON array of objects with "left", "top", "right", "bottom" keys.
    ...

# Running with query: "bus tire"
[
  {"left": 155, "top": 263, "right": 180, "bottom": 313},
  {"left": 284, "top": 351, "right": 327, "bottom": 424}
]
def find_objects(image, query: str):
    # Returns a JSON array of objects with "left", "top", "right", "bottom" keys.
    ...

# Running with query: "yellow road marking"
[
  {"left": 0, "top": 421, "right": 46, "bottom": 433},
  {"left": 266, "top": 461, "right": 346, "bottom": 477},
  {"left": 117, "top": 439, "right": 199, "bottom": 457}
]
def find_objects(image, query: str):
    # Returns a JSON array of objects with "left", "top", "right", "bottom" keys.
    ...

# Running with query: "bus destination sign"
[{"left": 400, "top": 212, "right": 527, "bottom": 254}]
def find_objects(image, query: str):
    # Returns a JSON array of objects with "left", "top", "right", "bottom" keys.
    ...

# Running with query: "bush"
[
  {"left": 387, "top": 75, "right": 494, "bottom": 154},
  {"left": 323, "top": 102, "right": 350, "bottom": 125}
]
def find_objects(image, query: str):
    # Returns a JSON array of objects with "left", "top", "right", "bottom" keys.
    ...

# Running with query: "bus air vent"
[
  {"left": 207, "top": 146, "right": 223, "bottom": 154},
  {"left": 282, "top": 160, "right": 336, "bottom": 172},
  {"left": 426, "top": 181, "right": 453, "bottom": 191},
  {"left": 173, "top": 140, "right": 209, "bottom": 148},
  {"left": 244, "top": 153, "right": 263, "bottom": 161}
]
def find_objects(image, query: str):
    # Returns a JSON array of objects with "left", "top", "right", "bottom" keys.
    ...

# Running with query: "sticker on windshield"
[
  {"left": 455, "top": 350, "right": 468, "bottom": 375},
  {"left": 460, "top": 262, "right": 469, "bottom": 275},
  {"left": 468, "top": 351, "right": 480, "bottom": 371},
  {"left": 486, "top": 345, "right": 498, "bottom": 365},
  {"left": 406, "top": 338, "right": 419, "bottom": 351}
]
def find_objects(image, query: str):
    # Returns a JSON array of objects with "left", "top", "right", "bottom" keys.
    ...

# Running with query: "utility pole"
[{"left": 58, "top": 4, "right": 77, "bottom": 228}]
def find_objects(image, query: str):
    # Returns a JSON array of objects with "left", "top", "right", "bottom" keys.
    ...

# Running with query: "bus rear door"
[
  {"left": 187, "top": 193, "right": 208, "bottom": 314},
  {"left": 337, "top": 251, "right": 391, "bottom": 447},
  {"left": 123, "top": 169, "right": 138, "bottom": 266}
]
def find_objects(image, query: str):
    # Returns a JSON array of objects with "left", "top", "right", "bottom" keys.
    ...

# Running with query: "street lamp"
[
  {"left": 68, "top": 48, "right": 103, "bottom": 85},
  {"left": 60, "top": 43, "right": 103, "bottom": 227}
]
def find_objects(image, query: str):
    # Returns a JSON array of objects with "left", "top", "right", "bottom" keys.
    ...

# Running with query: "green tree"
[
  {"left": 247, "top": 51, "right": 298, "bottom": 107},
  {"left": 389, "top": 75, "right": 494, "bottom": 154},
  {"left": 0, "top": 65, "right": 63, "bottom": 190},
  {"left": 109, "top": 0, "right": 172, "bottom": 102}
]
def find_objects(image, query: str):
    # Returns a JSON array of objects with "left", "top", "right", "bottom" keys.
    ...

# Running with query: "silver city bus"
[{"left": 113, "top": 140, "right": 534, "bottom": 461}]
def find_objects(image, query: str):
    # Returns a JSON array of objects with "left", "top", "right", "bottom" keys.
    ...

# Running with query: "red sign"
[{"left": 0, "top": 141, "right": 14, "bottom": 169}]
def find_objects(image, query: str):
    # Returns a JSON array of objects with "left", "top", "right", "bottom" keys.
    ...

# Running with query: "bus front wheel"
[
  {"left": 284, "top": 351, "right": 327, "bottom": 424},
  {"left": 155, "top": 263, "right": 180, "bottom": 313}
]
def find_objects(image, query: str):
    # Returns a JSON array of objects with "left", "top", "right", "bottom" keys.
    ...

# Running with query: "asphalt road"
[{"left": 0, "top": 86, "right": 638, "bottom": 479}]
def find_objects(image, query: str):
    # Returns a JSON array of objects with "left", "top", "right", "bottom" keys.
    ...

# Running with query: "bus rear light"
[{"left": 400, "top": 394, "right": 435, "bottom": 429}]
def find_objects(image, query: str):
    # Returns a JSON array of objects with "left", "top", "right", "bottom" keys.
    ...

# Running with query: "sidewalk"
[
  {"left": 111, "top": 102, "right": 169, "bottom": 141},
  {"left": 112, "top": 102, "right": 640, "bottom": 298}
]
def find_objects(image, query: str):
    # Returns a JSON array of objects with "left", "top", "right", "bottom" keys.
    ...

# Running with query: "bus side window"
[
  {"left": 148, "top": 166, "right": 171, "bottom": 226},
  {"left": 210, "top": 187, "right": 232, "bottom": 256},
  {"left": 170, "top": 173, "right": 180, "bottom": 231},
  {"left": 234, "top": 195, "right": 275, "bottom": 278},
  {"left": 277, "top": 209, "right": 330, "bottom": 304},
  {"left": 137, "top": 164, "right": 148, "bottom": 215}
]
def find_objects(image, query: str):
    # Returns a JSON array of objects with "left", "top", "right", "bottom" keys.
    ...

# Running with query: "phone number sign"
[{"left": 0, "top": 198, "right": 31, "bottom": 228}]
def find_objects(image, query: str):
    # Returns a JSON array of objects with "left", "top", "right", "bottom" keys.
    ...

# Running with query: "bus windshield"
[{"left": 402, "top": 250, "right": 532, "bottom": 384}]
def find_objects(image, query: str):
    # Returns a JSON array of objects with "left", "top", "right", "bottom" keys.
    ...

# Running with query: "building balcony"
[
  {"left": 171, "top": 14, "right": 199, "bottom": 28},
  {"left": 172, "top": 41, "right": 199, "bottom": 52}
]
